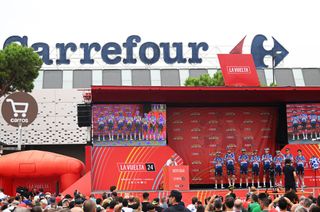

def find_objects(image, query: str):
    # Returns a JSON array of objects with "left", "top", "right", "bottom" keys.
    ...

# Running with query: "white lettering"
[{"left": 10, "top": 118, "right": 28, "bottom": 123}]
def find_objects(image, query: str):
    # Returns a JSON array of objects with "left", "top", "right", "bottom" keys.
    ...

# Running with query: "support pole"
[{"left": 17, "top": 121, "right": 22, "bottom": 151}]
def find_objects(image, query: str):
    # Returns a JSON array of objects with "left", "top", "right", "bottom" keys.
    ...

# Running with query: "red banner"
[
  {"left": 91, "top": 146, "right": 183, "bottom": 191},
  {"left": 218, "top": 54, "right": 260, "bottom": 86},
  {"left": 167, "top": 107, "right": 277, "bottom": 184}
]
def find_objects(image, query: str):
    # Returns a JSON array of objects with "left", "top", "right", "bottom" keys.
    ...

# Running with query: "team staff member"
[
  {"left": 295, "top": 149, "right": 306, "bottom": 188},
  {"left": 262, "top": 148, "right": 273, "bottom": 188},
  {"left": 283, "top": 159, "right": 297, "bottom": 192},
  {"left": 250, "top": 150, "right": 261, "bottom": 188},
  {"left": 213, "top": 151, "right": 224, "bottom": 189},
  {"left": 238, "top": 148, "right": 249, "bottom": 188},
  {"left": 225, "top": 149, "right": 236, "bottom": 187}
]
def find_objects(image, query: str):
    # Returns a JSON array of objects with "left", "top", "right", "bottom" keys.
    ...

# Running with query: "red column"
[{"left": 85, "top": 146, "right": 92, "bottom": 173}]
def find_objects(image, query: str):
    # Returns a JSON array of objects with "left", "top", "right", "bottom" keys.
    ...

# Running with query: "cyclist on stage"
[
  {"left": 273, "top": 150, "right": 285, "bottom": 186},
  {"left": 225, "top": 149, "right": 236, "bottom": 187},
  {"left": 213, "top": 151, "right": 224, "bottom": 189},
  {"left": 295, "top": 149, "right": 306, "bottom": 188},
  {"left": 250, "top": 149, "right": 261, "bottom": 188},
  {"left": 238, "top": 148, "right": 249, "bottom": 188},
  {"left": 262, "top": 148, "right": 273, "bottom": 188}
]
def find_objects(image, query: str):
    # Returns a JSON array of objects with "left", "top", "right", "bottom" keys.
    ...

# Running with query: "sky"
[{"left": 1, "top": 0, "right": 320, "bottom": 68}]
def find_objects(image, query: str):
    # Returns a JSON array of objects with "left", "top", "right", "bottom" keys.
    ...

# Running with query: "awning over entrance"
[{"left": 91, "top": 86, "right": 320, "bottom": 104}]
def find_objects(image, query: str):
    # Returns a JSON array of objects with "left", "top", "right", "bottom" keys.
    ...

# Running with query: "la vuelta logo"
[
  {"left": 2, "top": 34, "right": 288, "bottom": 66},
  {"left": 117, "top": 163, "right": 156, "bottom": 172}
]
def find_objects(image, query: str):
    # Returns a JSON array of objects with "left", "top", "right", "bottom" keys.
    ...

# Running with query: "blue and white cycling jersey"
[
  {"left": 225, "top": 153, "right": 235, "bottom": 166},
  {"left": 238, "top": 154, "right": 249, "bottom": 166},
  {"left": 284, "top": 153, "right": 294, "bottom": 161},
  {"left": 262, "top": 154, "right": 273, "bottom": 166},
  {"left": 213, "top": 157, "right": 224, "bottom": 168},
  {"left": 296, "top": 155, "right": 306, "bottom": 167},
  {"left": 250, "top": 155, "right": 261, "bottom": 167},
  {"left": 274, "top": 155, "right": 284, "bottom": 167}
]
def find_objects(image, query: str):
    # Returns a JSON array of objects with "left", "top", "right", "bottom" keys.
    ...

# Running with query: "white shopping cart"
[{"left": 6, "top": 99, "right": 29, "bottom": 117}]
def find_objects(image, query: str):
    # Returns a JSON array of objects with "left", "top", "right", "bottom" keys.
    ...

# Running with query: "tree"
[
  {"left": 0, "top": 43, "right": 43, "bottom": 97},
  {"left": 184, "top": 71, "right": 225, "bottom": 86}
]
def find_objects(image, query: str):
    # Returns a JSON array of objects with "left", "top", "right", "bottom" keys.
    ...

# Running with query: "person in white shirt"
[
  {"left": 187, "top": 197, "right": 198, "bottom": 212},
  {"left": 121, "top": 199, "right": 133, "bottom": 212},
  {"left": 166, "top": 156, "right": 177, "bottom": 166},
  {"left": 0, "top": 188, "right": 7, "bottom": 200}
]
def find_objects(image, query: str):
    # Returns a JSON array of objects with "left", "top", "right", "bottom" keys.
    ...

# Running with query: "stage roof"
[{"left": 91, "top": 86, "right": 320, "bottom": 105}]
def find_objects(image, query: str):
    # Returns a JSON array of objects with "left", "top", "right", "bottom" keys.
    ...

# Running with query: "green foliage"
[
  {"left": 184, "top": 71, "right": 225, "bottom": 86},
  {"left": 269, "top": 82, "right": 277, "bottom": 87},
  {"left": 0, "top": 43, "right": 43, "bottom": 97}
]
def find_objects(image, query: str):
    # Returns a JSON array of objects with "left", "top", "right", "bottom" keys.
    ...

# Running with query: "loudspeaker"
[{"left": 77, "top": 104, "right": 91, "bottom": 127}]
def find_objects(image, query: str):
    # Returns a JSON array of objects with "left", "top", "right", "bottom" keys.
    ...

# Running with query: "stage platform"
[{"left": 92, "top": 187, "right": 320, "bottom": 205}]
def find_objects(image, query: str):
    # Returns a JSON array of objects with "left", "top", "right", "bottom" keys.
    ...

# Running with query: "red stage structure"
[
  {"left": 90, "top": 86, "right": 320, "bottom": 192},
  {"left": 91, "top": 86, "right": 320, "bottom": 104}
]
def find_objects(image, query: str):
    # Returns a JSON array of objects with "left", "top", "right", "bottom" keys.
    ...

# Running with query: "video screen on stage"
[
  {"left": 287, "top": 103, "right": 320, "bottom": 144},
  {"left": 92, "top": 104, "right": 166, "bottom": 146}
]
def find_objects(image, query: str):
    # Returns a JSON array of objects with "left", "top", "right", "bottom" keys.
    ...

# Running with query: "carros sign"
[{"left": 1, "top": 92, "right": 38, "bottom": 127}]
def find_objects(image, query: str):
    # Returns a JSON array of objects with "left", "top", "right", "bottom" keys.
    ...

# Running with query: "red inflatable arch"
[{"left": 0, "top": 150, "right": 84, "bottom": 195}]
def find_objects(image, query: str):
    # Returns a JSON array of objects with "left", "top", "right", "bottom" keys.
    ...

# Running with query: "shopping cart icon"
[{"left": 6, "top": 99, "right": 29, "bottom": 118}]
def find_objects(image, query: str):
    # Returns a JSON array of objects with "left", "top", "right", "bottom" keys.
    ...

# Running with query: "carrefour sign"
[
  {"left": 3, "top": 35, "right": 209, "bottom": 65},
  {"left": 2, "top": 34, "right": 288, "bottom": 68}
]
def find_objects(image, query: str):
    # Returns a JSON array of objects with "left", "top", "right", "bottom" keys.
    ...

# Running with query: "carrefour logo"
[
  {"left": 2, "top": 34, "right": 288, "bottom": 66},
  {"left": 250, "top": 34, "right": 289, "bottom": 68},
  {"left": 3, "top": 35, "right": 208, "bottom": 65}
]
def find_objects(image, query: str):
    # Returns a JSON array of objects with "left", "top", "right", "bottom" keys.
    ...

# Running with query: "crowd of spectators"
[
  {"left": 1, "top": 186, "right": 320, "bottom": 212},
  {"left": 203, "top": 187, "right": 320, "bottom": 212}
]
